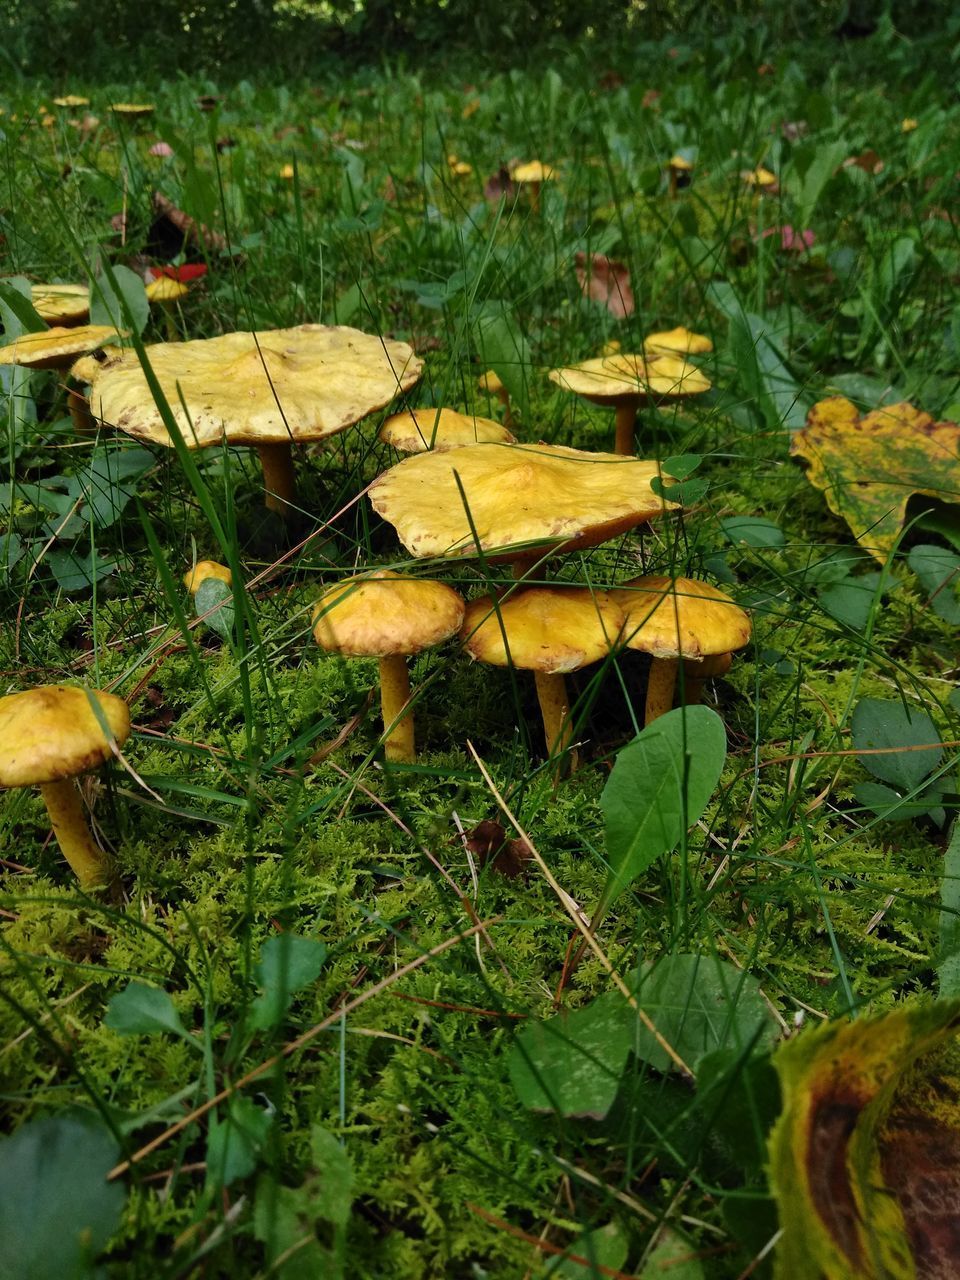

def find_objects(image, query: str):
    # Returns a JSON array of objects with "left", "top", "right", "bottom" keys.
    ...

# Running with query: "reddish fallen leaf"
[
  {"left": 574, "top": 252, "right": 635, "bottom": 319},
  {"left": 843, "top": 148, "right": 884, "bottom": 176},
  {"left": 484, "top": 165, "right": 516, "bottom": 203},
  {"left": 149, "top": 141, "right": 173, "bottom": 158},
  {"left": 757, "top": 224, "right": 816, "bottom": 253},
  {"left": 149, "top": 264, "right": 208, "bottom": 283},
  {"left": 641, "top": 88, "right": 661, "bottom": 108},
  {"left": 463, "top": 820, "right": 532, "bottom": 880}
]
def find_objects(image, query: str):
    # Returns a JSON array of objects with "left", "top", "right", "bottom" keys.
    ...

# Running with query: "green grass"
[{"left": 1, "top": 25, "right": 959, "bottom": 1277}]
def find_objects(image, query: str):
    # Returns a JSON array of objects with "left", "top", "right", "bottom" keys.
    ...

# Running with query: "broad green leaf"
[
  {"left": 908, "top": 544, "right": 960, "bottom": 624},
  {"left": 791, "top": 397, "right": 960, "bottom": 563},
  {"left": 206, "top": 1095, "right": 274, "bottom": 1191},
  {"left": 796, "top": 140, "right": 847, "bottom": 227},
  {"left": 104, "top": 981, "right": 193, "bottom": 1042},
  {"left": 552, "top": 1222, "right": 628, "bottom": 1278},
  {"left": 309, "top": 1126, "right": 354, "bottom": 1228},
  {"left": 632, "top": 954, "right": 779, "bottom": 1074},
  {"left": 0, "top": 278, "right": 46, "bottom": 338},
  {"left": 194, "top": 577, "right": 235, "bottom": 642},
  {"left": 851, "top": 697, "right": 941, "bottom": 790},
  {"left": 819, "top": 572, "right": 885, "bottom": 630},
  {"left": 720, "top": 516, "right": 785, "bottom": 548},
  {"left": 46, "top": 548, "right": 120, "bottom": 592},
  {"left": 940, "top": 821, "right": 960, "bottom": 997},
  {"left": 474, "top": 306, "right": 531, "bottom": 413},
  {"left": 250, "top": 933, "right": 327, "bottom": 1030},
  {"left": 768, "top": 999, "right": 960, "bottom": 1279},
  {"left": 640, "top": 1227, "right": 705, "bottom": 1279},
  {"left": 855, "top": 779, "right": 945, "bottom": 825},
  {"left": 0, "top": 1113, "right": 125, "bottom": 1280},
  {"left": 599, "top": 706, "right": 727, "bottom": 912},
  {"left": 90, "top": 262, "right": 148, "bottom": 335},
  {"left": 509, "top": 992, "right": 635, "bottom": 1118}
]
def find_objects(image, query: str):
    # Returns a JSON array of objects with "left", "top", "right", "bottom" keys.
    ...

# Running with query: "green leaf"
[
  {"left": 90, "top": 262, "right": 148, "bottom": 335},
  {"left": 474, "top": 306, "right": 531, "bottom": 414},
  {"left": 796, "top": 140, "right": 847, "bottom": 227},
  {"left": 908, "top": 544, "right": 960, "bottom": 624},
  {"left": 104, "top": 981, "right": 193, "bottom": 1042},
  {"left": 720, "top": 516, "right": 785, "bottom": 548},
  {"left": 250, "top": 933, "right": 327, "bottom": 1030},
  {"left": 46, "top": 548, "right": 120, "bottom": 593},
  {"left": 639, "top": 1227, "right": 705, "bottom": 1279},
  {"left": 851, "top": 697, "right": 942, "bottom": 790},
  {"left": 508, "top": 992, "right": 635, "bottom": 1118},
  {"left": 0, "top": 278, "right": 46, "bottom": 338},
  {"left": 600, "top": 706, "right": 727, "bottom": 911},
  {"left": 194, "top": 577, "right": 235, "bottom": 641},
  {"left": 632, "top": 954, "right": 779, "bottom": 1074},
  {"left": 206, "top": 1095, "right": 274, "bottom": 1191},
  {"left": 940, "top": 821, "right": 960, "bottom": 997},
  {"left": 308, "top": 1126, "right": 354, "bottom": 1228},
  {"left": 552, "top": 1222, "right": 629, "bottom": 1277},
  {"left": 819, "top": 571, "right": 885, "bottom": 629},
  {"left": 253, "top": 1125, "right": 354, "bottom": 1274},
  {"left": 0, "top": 1113, "right": 125, "bottom": 1280}
]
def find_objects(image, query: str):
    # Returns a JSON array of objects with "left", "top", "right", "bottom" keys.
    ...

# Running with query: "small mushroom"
[
  {"left": 666, "top": 153, "right": 693, "bottom": 199},
  {"left": 549, "top": 352, "right": 711, "bottom": 455},
  {"left": 0, "top": 325, "right": 125, "bottom": 371},
  {"left": 30, "top": 283, "right": 90, "bottom": 327},
  {"left": 741, "top": 166, "right": 778, "bottom": 191},
  {"left": 183, "top": 560, "right": 231, "bottom": 592},
  {"left": 52, "top": 95, "right": 90, "bottom": 109},
  {"left": 511, "top": 160, "right": 556, "bottom": 213},
  {"left": 642, "top": 326, "right": 713, "bottom": 358},
  {"left": 145, "top": 275, "right": 189, "bottom": 341},
  {"left": 0, "top": 685, "right": 130, "bottom": 890},
  {"left": 109, "top": 103, "right": 155, "bottom": 120},
  {"left": 478, "top": 370, "right": 513, "bottom": 429},
  {"left": 379, "top": 407, "right": 515, "bottom": 453},
  {"left": 610, "top": 576, "right": 751, "bottom": 724},
  {"left": 461, "top": 586, "right": 624, "bottom": 773},
  {"left": 312, "top": 571, "right": 465, "bottom": 763}
]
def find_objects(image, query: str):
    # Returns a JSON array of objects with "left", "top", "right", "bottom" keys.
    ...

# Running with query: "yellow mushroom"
[{"left": 379, "top": 406, "right": 515, "bottom": 453}]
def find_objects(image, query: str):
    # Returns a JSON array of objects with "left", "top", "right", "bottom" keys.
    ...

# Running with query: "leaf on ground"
[
  {"left": 791, "top": 397, "right": 960, "bottom": 562},
  {"left": 908, "top": 544, "right": 960, "bottom": 624},
  {"left": 940, "top": 821, "right": 960, "bottom": 998},
  {"left": 105, "top": 981, "right": 192, "bottom": 1041},
  {"left": 253, "top": 1125, "right": 354, "bottom": 1274},
  {"left": 850, "top": 697, "right": 941, "bottom": 791},
  {"left": 250, "top": 932, "right": 327, "bottom": 1030},
  {"left": 574, "top": 252, "right": 635, "bottom": 319},
  {"left": 206, "top": 1095, "right": 274, "bottom": 1191},
  {"left": 554, "top": 1221, "right": 629, "bottom": 1277},
  {"left": 0, "top": 1112, "right": 126, "bottom": 1279},
  {"left": 768, "top": 999, "right": 960, "bottom": 1279},
  {"left": 640, "top": 1227, "right": 705, "bottom": 1278}
]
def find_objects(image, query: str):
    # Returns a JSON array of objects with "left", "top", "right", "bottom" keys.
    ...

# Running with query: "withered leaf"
[
  {"left": 484, "top": 166, "right": 515, "bottom": 204},
  {"left": 574, "top": 252, "right": 635, "bottom": 320},
  {"left": 463, "top": 819, "right": 532, "bottom": 880},
  {"left": 790, "top": 397, "right": 960, "bottom": 562}
]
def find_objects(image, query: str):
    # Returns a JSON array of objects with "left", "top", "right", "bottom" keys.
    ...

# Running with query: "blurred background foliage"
[{"left": 2, "top": 0, "right": 956, "bottom": 80}]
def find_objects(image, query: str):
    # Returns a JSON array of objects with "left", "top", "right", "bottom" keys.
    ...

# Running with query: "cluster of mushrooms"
[{"left": 0, "top": 284, "right": 752, "bottom": 891}]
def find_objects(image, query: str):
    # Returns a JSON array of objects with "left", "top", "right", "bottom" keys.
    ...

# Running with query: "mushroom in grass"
[
  {"left": 368, "top": 442, "right": 678, "bottom": 579},
  {"left": 0, "top": 685, "right": 130, "bottom": 891},
  {"left": 741, "top": 166, "right": 778, "bottom": 191},
  {"left": 461, "top": 587, "right": 624, "bottom": 773},
  {"left": 313, "top": 571, "right": 465, "bottom": 763},
  {"left": 549, "top": 352, "right": 711, "bottom": 456},
  {"left": 109, "top": 103, "right": 155, "bottom": 120},
  {"left": 75, "top": 325, "right": 423, "bottom": 516},
  {"left": 183, "top": 560, "right": 231, "bottom": 592},
  {"left": 667, "top": 154, "right": 693, "bottom": 199},
  {"left": 53, "top": 95, "right": 90, "bottom": 109},
  {"left": 610, "top": 576, "right": 751, "bottom": 724},
  {"left": 642, "top": 326, "right": 713, "bottom": 359},
  {"left": 30, "top": 283, "right": 90, "bottom": 327},
  {"left": 379, "top": 407, "right": 516, "bottom": 453},
  {"left": 478, "top": 370, "right": 514, "bottom": 429},
  {"left": 511, "top": 161, "right": 556, "bottom": 212},
  {"left": 145, "top": 275, "right": 189, "bottom": 341},
  {"left": 0, "top": 325, "right": 125, "bottom": 371}
]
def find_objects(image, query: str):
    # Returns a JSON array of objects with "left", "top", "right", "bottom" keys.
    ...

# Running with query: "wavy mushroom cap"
[
  {"left": 369, "top": 442, "right": 678, "bottom": 561},
  {"left": 741, "top": 166, "right": 777, "bottom": 188},
  {"left": 462, "top": 587, "right": 624, "bottom": 673},
  {"left": 110, "top": 103, "right": 155, "bottom": 117},
  {"left": 642, "top": 326, "right": 713, "bottom": 357},
  {"left": 81, "top": 325, "right": 423, "bottom": 449},
  {"left": 512, "top": 161, "right": 556, "bottom": 183},
  {"left": 0, "top": 324, "right": 125, "bottom": 370},
  {"left": 668, "top": 154, "right": 694, "bottom": 172},
  {"left": 31, "top": 283, "right": 90, "bottom": 326},
  {"left": 184, "top": 560, "right": 231, "bottom": 592},
  {"left": 548, "top": 353, "right": 711, "bottom": 405},
  {"left": 611, "top": 576, "right": 751, "bottom": 659},
  {"left": 0, "top": 685, "right": 130, "bottom": 788},
  {"left": 313, "top": 570, "right": 465, "bottom": 658},
  {"left": 145, "top": 277, "right": 189, "bottom": 304},
  {"left": 380, "top": 407, "right": 516, "bottom": 453},
  {"left": 53, "top": 95, "right": 90, "bottom": 108}
]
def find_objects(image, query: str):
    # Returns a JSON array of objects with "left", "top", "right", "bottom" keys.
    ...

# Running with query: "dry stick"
[
  {"left": 466, "top": 741, "right": 693, "bottom": 1080},
  {"left": 107, "top": 915, "right": 499, "bottom": 1181}
]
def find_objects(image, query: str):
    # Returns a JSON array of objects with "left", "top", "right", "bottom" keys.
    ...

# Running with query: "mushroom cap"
[
  {"left": 369, "top": 442, "right": 678, "bottom": 562},
  {"left": 611, "top": 575, "right": 751, "bottom": 659},
  {"left": 478, "top": 370, "right": 506, "bottom": 394},
  {"left": 145, "top": 277, "right": 189, "bottom": 304},
  {"left": 741, "top": 166, "right": 777, "bottom": 187},
  {"left": 548, "top": 353, "right": 711, "bottom": 406},
  {"left": 0, "top": 324, "right": 125, "bottom": 370},
  {"left": 110, "top": 103, "right": 155, "bottom": 117},
  {"left": 668, "top": 154, "right": 694, "bottom": 171},
  {"left": 313, "top": 570, "right": 465, "bottom": 658},
  {"left": 31, "top": 283, "right": 90, "bottom": 326},
  {"left": 512, "top": 161, "right": 556, "bottom": 183},
  {"left": 462, "top": 587, "right": 624, "bottom": 674},
  {"left": 642, "top": 326, "right": 713, "bottom": 357},
  {"left": 0, "top": 685, "right": 131, "bottom": 788},
  {"left": 81, "top": 325, "right": 423, "bottom": 449},
  {"left": 184, "top": 561, "right": 231, "bottom": 592},
  {"left": 53, "top": 95, "right": 90, "bottom": 108},
  {"left": 379, "top": 407, "right": 516, "bottom": 453}
]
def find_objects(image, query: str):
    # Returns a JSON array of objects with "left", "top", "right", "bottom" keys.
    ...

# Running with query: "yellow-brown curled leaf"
[
  {"left": 768, "top": 999, "right": 960, "bottom": 1279},
  {"left": 791, "top": 397, "right": 960, "bottom": 562}
]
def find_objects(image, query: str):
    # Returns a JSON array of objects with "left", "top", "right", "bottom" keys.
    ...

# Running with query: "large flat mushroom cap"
[
  {"left": 462, "top": 588, "right": 624, "bottom": 674},
  {"left": 313, "top": 570, "right": 465, "bottom": 658},
  {"left": 82, "top": 325, "right": 423, "bottom": 449},
  {"left": 549, "top": 353, "right": 711, "bottom": 405},
  {"left": 0, "top": 324, "right": 125, "bottom": 370},
  {"left": 31, "top": 283, "right": 90, "bottom": 326},
  {"left": 369, "top": 442, "right": 678, "bottom": 561},
  {"left": 0, "top": 685, "right": 131, "bottom": 787},
  {"left": 643, "top": 326, "right": 713, "bottom": 357},
  {"left": 380, "top": 407, "right": 515, "bottom": 453},
  {"left": 611, "top": 575, "right": 751, "bottom": 659},
  {"left": 512, "top": 161, "right": 556, "bottom": 183}
]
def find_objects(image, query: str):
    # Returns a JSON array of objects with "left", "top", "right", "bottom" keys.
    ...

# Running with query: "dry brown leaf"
[{"left": 574, "top": 252, "right": 635, "bottom": 320}]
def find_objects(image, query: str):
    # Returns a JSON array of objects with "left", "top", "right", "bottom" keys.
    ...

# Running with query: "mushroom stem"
[
  {"left": 682, "top": 653, "right": 732, "bottom": 706},
  {"left": 614, "top": 399, "right": 639, "bottom": 455},
  {"left": 497, "top": 387, "right": 514, "bottom": 430},
  {"left": 378, "top": 653, "right": 415, "bottom": 763},
  {"left": 67, "top": 388, "right": 95, "bottom": 434},
  {"left": 38, "top": 779, "right": 113, "bottom": 891},
  {"left": 160, "top": 302, "right": 178, "bottom": 342},
  {"left": 529, "top": 181, "right": 541, "bottom": 213},
  {"left": 644, "top": 656, "right": 678, "bottom": 725},
  {"left": 256, "top": 442, "right": 296, "bottom": 515},
  {"left": 534, "top": 671, "right": 578, "bottom": 774},
  {"left": 668, "top": 168, "right": 678, "bottom": 200},
  {"left": 512, "top": 555, "right": 539, "bottom": 583}
]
